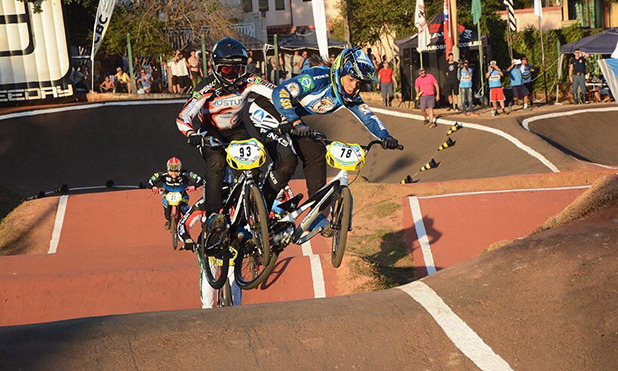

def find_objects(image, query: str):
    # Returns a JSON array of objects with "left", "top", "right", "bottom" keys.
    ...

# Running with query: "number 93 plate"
[
  {"left": 226, "top": 139, "right": 266, "bottom": 170},
  {"left": 325, "top": 141, "right": 366, "bottom": 171}
]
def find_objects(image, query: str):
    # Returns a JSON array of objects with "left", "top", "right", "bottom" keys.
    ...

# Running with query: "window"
[
  {"left": 303, "top": 0, "right": 311, "bottom": 2},
  {"left": 243, "top": 0, "right": 253, "bottom": 12},
  {"left": 275, "top": 0, "right": 285, "bottom": 10},
  {"left": 259, "top": 0, "right": 268, "bottom": 11}
]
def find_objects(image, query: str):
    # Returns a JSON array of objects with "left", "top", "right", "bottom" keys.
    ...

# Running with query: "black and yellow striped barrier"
[
  {"left": 420, "top": 159, "right": 438, "bottom": 172},
  {"left": 438, "top": 138, "right": 456, "bottom": 151},
  {"left": 447, "top": 123, "right": 463, "bottom": 135}
]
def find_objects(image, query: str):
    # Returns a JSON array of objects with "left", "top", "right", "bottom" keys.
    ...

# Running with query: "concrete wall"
[
  {"left": 246, "top": 0, "right": 339, "bottom": 28},
  {"left": 497, "top": 7, "right": 563, "bottom": 31}
]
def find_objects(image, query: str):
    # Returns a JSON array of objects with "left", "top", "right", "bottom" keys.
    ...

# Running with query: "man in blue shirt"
[
  {"left": 506, "top": 59, "right": 530, "bottom": 111},
  {"left": 569, "top": 48, "right": 589, "bottom": 104},
  {"left": 521, "top": 56, "right": 535, "bottom": 106},
  {"left": 457, "top": 60, "right": 476, "bottom": 115}
]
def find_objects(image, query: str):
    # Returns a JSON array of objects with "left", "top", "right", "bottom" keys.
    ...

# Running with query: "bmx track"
[{"left": 1, "top": 100, "right": 618, "bottom": 370}]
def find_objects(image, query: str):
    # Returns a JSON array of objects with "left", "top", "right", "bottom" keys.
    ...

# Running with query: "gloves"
[
  {"left": 187, "top": 186, "right": 196, "bottom": 192},
  {"left": 278, "top": 121, "right": 294, "bottom": 134},
  {"left": 151, "top": 187, "right": 158, "bottom": 194},
  {"left": 381, "top": 135, "right": 399, "bottom": 150},
  {"left": 187, "top": 132, "right": 202, "bottom": 146},
  {"left": 294, "top": 122, "right": 311, "bottom": 137}
]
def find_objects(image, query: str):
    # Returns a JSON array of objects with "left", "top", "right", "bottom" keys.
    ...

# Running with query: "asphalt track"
[{"left": 1, "top": 101, "right": 618, "bottom": 369}]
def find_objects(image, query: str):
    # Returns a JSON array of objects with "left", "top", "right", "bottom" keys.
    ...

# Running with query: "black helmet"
[{"left": 211, "top": 37, "right": 249, "bottom": 89}]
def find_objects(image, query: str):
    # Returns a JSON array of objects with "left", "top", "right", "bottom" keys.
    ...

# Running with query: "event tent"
[
  {"left": 560, "top": 28, "right": 618, "bottom": 54},
  {"left": 277, "top": 29, "right": 347, "bottom": 51}
]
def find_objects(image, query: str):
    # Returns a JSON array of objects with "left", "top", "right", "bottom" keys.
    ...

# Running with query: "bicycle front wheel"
[
  {"left": 235, "top": 245, "right": 279, "bottom": 290},
  {"left": 171, "top": 214, "right": 178, "bottom": 250},
  {"left": 199, "top": 230, "right": 230, "bottom": 290},
  {"left": 331, "top": 186, "right": 352, "bottom": 268},
  {"left": 218, "top": 280, "right": 232, "bottom": 307},
  {"left": 245, "top": 184, "right": 270, "bottom": 266}
]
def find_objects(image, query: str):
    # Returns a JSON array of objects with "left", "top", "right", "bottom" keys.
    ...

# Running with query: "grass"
[{"left": 374, "top": 202, "right": 401, "bottom": 218}]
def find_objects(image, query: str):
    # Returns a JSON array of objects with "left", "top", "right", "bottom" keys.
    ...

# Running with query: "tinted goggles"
[{"left": 216, "top": 64, "right": 246, "bottom": 80}]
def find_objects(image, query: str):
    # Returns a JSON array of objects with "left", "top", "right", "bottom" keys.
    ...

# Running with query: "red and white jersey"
[{"left": 176, "top": 74, "right": 275, "bottom": 135}]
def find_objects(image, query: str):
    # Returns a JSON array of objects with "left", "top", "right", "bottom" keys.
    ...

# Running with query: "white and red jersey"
[{"left": 176, "top": 74, "right": 275, "bottom": 135}]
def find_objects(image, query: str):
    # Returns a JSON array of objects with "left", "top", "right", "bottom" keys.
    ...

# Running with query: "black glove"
[
  {"left": 278, "top": 121, "right": 294, "bottom": 134},
  {"left": 187, "top": 132, "right": 202, "bottom": 146},
  {"left": 294, "top": 122, "right": 311, "bottom": 137},
  {"left": 381, "top": 135, "right": 399, "bottom": 150}
]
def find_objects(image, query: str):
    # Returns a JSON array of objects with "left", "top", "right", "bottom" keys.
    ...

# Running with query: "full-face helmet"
[
  {"left": 211, "top": 37, "right": 249, "bottom": 90},
  {"left": 166, "top": 157, "right": 182, "bottom": 172},
  {"left": 330, "top": 48, "right": 376, "bottom": 105}
]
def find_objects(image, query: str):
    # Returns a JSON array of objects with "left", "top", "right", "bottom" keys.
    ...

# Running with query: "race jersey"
[
  {"left": 509, "top": 66, "right": 523, "bottom": 87},
  {"left": 176, "top": 73, "right": 275, "bottom": 135},
  {"left": 488, "top": 69, "right": 502, "bottom": 88},
  {"left": 521, "top": 64, "right": 533, "bottom": 83},
  {"left": 459, "top": 68, "right": 473, "bottom": 89},
  {"left": 272, "top": 66, "right": 390, "bottom": 140},
  {"left": 147, "top": 169, "right": 203, "bottom": 193}
]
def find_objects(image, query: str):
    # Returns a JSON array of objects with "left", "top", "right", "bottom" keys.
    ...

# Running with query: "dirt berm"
[{"left": 1, "top": 178, "right": 617, "bottom": 370}]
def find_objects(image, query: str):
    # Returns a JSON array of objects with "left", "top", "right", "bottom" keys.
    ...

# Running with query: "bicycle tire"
[
  {"left": 235, "top": 249, "right": 279, "bottom": 290},
  {"left": 199, "top": 230, "right": 230, "bottom": 290},
  {"left": 171, "top": 214, "right": 178, "bottom": 250},
  {"left": 246, "top": 184, "right": 270, "bottom": 266},
  {"left": 218, "top": 280, "right": 232, "bottom": 307},
  {"left": 331, "top": 186, "right": 352, "bottom": 268}
]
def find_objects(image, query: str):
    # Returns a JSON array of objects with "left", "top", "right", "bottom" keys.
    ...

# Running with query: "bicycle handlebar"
[{"left": 294, "top": 129, "right": 404, "bottom": 152}]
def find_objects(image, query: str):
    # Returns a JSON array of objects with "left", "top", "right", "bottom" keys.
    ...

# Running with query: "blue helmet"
[{"left": 330, "top": 48, "right": 376, "bottom": 105}]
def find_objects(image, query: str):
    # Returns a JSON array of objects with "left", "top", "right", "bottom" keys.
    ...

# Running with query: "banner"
[
  {"left": 91, "top": 0, "right": 117, "bottom": 59},
  {"left": 534, "top": 0, "right": 543, "bottom": 19},
  {"left": 443, "top": 0, "right": 453, "bottom": 59},
  {"left": 415, "top": 0, "right": 430, "bottom": 52},
  {"left": 504, "top": 0, "right": 517, "bottom": 31},
  {"left": 0, "top": 0, "right": 73, "bottom": 105},
  {"left": 311, "top": 0, "right": 329, "bottom": 60},
  {"left": 471, "top": 0, "right": 482, "bottom": 25}
]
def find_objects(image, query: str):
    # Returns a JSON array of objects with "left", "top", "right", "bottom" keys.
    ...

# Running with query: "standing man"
[
  {"left": 458, "top": 60, "right": 476, "bottom": 115},
  {"left": 486, "top": 60, "right": 508, "bottom": 116},
  {"left": 377, "top": 61, "right": 397, "bottom": 107},
  {"left": 506, "top": 59, "right": 530, "bottom": 111},
  {"left": 301, "top": 50, "right": 310, "bottom": 71},
  {"left": 569, "top": 48, "right": 589, "bottom": 104},
  {"left": 415, "top": 67, "right": 440, "bottom": 128},
  {"left": 445, "top": 52, "right": 459, "bottom": 111},
  {"left": 521, "top": 56, "right": 535, "bottom": 106},
  {"left": 291, "top": 50, "right": 303, "bottom": 77}
]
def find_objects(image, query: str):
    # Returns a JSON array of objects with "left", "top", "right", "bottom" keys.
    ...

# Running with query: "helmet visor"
[{"left": 216, "top": 64, "right": 246, "bottom": 81}]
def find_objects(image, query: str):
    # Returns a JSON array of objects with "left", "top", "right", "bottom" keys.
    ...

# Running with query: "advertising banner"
[
  {"left": 91, "top": 0, "right": 116, "bottom": 58},
  {"left": 0, "top": 0, "right": 73, "bottom": 105}
]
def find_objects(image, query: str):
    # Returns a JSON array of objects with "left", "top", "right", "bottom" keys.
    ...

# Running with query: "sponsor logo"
[
  {"left": 0, "top": 84, "right": 74, "bottom": 102},
  {"left": 211, "top": 96, "right": 244, "bottom": 107},
  {"left": 285, "top": 82, "right": 301, "bottom": 98},
  {"left": 279, "top": 89, "right": 290, "bottom": 98},
  {"left": 309, "top": 97, "right": 335, "bottom": 113},
  {"left": 313, "top": 74, "right": 329, "bottom": 80},
  {"left": 358, "top": 103, "right": 371, "bottom": 115},
  {"left": 280, "top": 98, "right": 293, "bottom": 110},
  {"left": 299, "top": 75, "right": 313, "bottom": 90}
]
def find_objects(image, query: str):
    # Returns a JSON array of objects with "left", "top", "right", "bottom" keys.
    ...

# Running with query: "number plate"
[
  {"left": 325, "top": 141, "right": 366, "bottom": 171},
  {"left": 165, "top": 191, "right": 183, "bottom": 206},
  {"left": 226, "top": 139, "right": 266, "bottom": 170}
]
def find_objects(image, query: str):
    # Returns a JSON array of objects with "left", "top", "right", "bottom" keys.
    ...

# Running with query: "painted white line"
[
  {"left": 418, "top": 185, "right": 591, "bottom": 200},
  {"left": 48, "top": 195, "right": 69, "bottom": 254},
  {"left": 301, "top": 241, "right": 326, "bottom": 298},
  {"left": 373, "top": 107, "right": 560, "bottom": 173},
  {"left": 521, "top": 106, "right": 618, "bottom": 131},
  {"left": 0, "top": 99, "right": 186, "bottom": 121},
  {"left": 399, "top": 281, "right": 514, "bottom": 371},
  {"left": 408, "top": 196, "right": 436, "bottom": 275}
]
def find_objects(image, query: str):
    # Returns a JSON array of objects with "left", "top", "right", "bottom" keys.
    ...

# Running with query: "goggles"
[{"left": 216, "top": 64, "right": 246, "bottom": 81}]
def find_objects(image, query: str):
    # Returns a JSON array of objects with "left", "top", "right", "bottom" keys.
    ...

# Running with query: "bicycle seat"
[{"left": 277, "top": 193, "right": 304, "bottom": 212}]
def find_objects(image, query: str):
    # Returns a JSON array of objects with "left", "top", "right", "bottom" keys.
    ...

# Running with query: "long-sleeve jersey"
[
  {"left": 176, "top": 73, "right": 275, "bottom": 136},
  {"left": 147, "top": 169, "right": 204, "bottom": 192},
  {"left": 271, "top": 66, "right": 390, "bottom": 140}
]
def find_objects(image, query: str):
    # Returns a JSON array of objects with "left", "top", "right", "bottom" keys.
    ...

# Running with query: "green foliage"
[{"left": 341, "top": 0, "right": 416, "bottom": 45}]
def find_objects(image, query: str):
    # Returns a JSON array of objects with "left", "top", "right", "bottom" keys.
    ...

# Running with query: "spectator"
[
  {"left": 136, "top": 68, "right": 152, "bottom": 94},
  {"left": 445, "top": 52, "right": 459, "bottom": 111},
  {"left": 187, "top": 50, "right": 202, "bottom": 89},
  {"left": 301, "top": 50, "right": 310, "bottom": 70},
  {"left": 506, "top": 59, "right": 530, "bottom": 111},
  {"left": 569, "top": 48, "right": 589, "bottom": 104},
  {"left": 115, "top": 67, "right": 131, "bottom": 93},
  {"left": 521, "top": 56, "right": 535, "bottom": 106},
  {"left": 168, "top": 50, "right": 190, "bottom": 94},
  {"left": 329, "top": 54, "right": 336, "bottom": 64},
  {"left": 486, "top": 60, "right": 508, "bottom": 116},
  {"left": 282, "top": 52, "right": 291, "bottom": 80},
  {"left": 247, "top": 50, "right": 257, "bottom": 74},
  {"left": 291, "top": 50, "right": 303, "bottom": 77},
  {"left": 377, "top": 61, "right": 397, "bottom": 107},
  {"left": 99, "top": 75, "right": 114, "bottom": 93},
  {"left": 150, "top": 57, "right": 163, "bottom": 93},
  {"left": 458, "top": 60, "right": 476, "bottom": 115},
  {"left": 414, "top": 67, "right": 440, "bottom": 128}
]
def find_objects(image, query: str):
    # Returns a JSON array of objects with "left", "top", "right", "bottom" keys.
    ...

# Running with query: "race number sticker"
[
  {"left": 326, "top": 141, "right": 366, "bottom": 171},
  {"left": 226, "top": 138, "right": 266, "bottom": 170}
]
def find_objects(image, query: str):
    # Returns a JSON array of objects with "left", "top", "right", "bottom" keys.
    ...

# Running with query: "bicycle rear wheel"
[
  {"left": 198, "top": 230, "right": 230, "bottom": 289},
  {"left": 331, "top": 186, "right": 352, "bottom": 268},
  {"left": 245, "top": 184, "right": 270, "bottom": 266},
  {"left": 235, "top": 248, "right": 279, "bottom": 290},
  {"left": 218, "top": 280, "right": 232, "bottom": 307}
]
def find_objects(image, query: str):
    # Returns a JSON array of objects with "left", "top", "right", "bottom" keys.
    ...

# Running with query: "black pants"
[
  {"left": 199, "top": 125, "right": 250, "bottom": 214},
  {"left": 293, "top": 136, "right": 326, "bottom": 204}
]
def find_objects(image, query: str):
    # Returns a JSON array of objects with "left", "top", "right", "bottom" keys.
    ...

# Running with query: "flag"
[
  {"left": 311, "top": 0, "right": 330, "bottom": 60},
  {"left": 503, "top": 0, "right": 517, "bottom": 32},
  {"left": 415, "top": 0, "right": 430, "bottom": 52},
  {"left": 471, "top": 0, "right": 482, "bottom": 25},
  {"left": 443, "top": 0, "right": 453, "bottom": 59},
  {"left": 597, "top": 58, "right": 618, "bottom": 106},
  {"left": 534, "top": 0, "right": 543, "bottom": 19},
  {"left": 91, "top": 0, "right": 117, "bottom": 59},
  {"left": 612, "top": 40, "right": 618, "bottom": 58}
]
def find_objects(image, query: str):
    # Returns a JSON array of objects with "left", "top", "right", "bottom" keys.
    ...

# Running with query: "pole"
[
  {"left": 506, "top": 25, "right": 513, "bottom": 60},
  {"left": 201, "top": 34, "right": 207, "bottom": 77},
  {"left": 274, "top": 34, "right": 280, "bottom": 85},
  {"left": 450, "top": 0, "right": 460, "bottom": 61},
  {"left": 477, "top": 21, "right": 485, "bottom": 106},
  {"left": 127, "top": 33, "right": 135, "bottom": 94},
  {"left": 555, "top": 40, "right": 561, "bottom": 104},
  {"left": 420, "top": 51, "right": 423, "bottom": 69},
  {"left": 539, "top": 17, "right": 548, "bottom": 104},
  {"left": 91, "top": 55, "right": 95, "bottom": 94}
]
